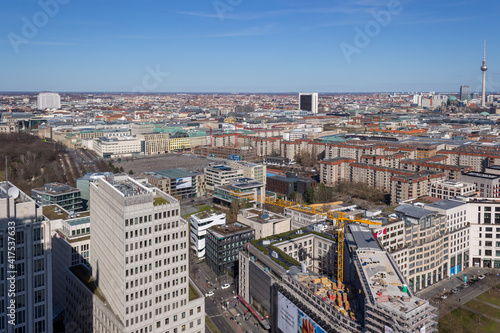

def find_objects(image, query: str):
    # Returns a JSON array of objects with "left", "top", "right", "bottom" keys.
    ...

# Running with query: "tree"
[
  {"left": 289, "top": 191, "right": 297, "bottom": 201},
  {"left": 227, "top": 199, "right": 242, "bottom": 223},
  {"left": 129, "top": 170, "right": 134, "bottom": 175},
  {"left": 303, "top": 187, "right": 315, "bottom": 204}
]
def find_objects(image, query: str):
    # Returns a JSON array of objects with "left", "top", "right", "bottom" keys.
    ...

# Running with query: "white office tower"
[
  {"left": 190, "top": 210, "right": 225, "bottom": 258},
  {"left": 89, "top": 176, "right": 205, "bottom": 333},
  {"left": 0, "top": 182, "right": 53, "bottom": 333},
  {"left": 37, "top": 92, "right": 61, "bottom": 110},
  {"left": 299, "top": 93, "right": 319, "bottom": 113},
  {"left": 412, "top": 93, "right": 422, "bottom": 106}
]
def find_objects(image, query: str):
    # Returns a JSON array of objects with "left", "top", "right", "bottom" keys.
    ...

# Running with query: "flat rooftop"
[
  {"left": 394, "top": 205, "right": 436, "bottom": 219},
  {"left": 112, "top": 179, "right": 150, "bottom": 197},
  {"left": 42, "top": 205, "right": 69, "bottom": 220},
  {"left": 149, "top": 168, "right": 198, "bottom": 180},
  {"left": 242, "top": 208, "right": 287, "bottom": 224},
  {"left": 425, "top": 199, "right": 467, "bottom": 210},
  {"left": 0, "top": 182, "right": 32, "bottom": 203},
  {"left": 463, "top": 172, "right": 500, "bottom": 180},
  {"left": 209, "top": 222, "right": 252, "bottom": 237},
  {"left": 33, "top": 182, "right": 80, "bottom": 195},
  {"left": 356, "top": 250, "right": 423, "bottom": 313},
  {"left": 193, "top": 209, "right": 222, "bottom": 220}
]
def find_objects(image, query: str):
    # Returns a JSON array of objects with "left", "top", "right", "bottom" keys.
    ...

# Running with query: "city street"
[
  {"left": 191, "top": 261, "right": 267, "bottom": 333},
  {"left": 416, "top": 267, "right": 500, "bottom": 317}
]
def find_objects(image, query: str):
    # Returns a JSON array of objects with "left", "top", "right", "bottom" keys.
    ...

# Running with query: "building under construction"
[{"left": 238, "top": 224, "right": 438, "bottom": 333}]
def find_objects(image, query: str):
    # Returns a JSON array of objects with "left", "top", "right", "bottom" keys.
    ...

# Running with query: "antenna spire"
[{"left": 484, "top": 39, "right": 486, "bottom": 61}]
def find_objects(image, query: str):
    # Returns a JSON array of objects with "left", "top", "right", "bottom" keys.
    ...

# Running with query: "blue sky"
[{"left": 1, "top": 0, "right": 499, "bottom": 93}]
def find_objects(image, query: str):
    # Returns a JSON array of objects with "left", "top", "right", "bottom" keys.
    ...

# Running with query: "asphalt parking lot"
[{"left": 115, "top": 153, "right": 212, "bottom": 175}]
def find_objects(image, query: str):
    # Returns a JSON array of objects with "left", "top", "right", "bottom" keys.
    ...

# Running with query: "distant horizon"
[{"left": 2, "top": 90, "right": 500, "bottom": 96}]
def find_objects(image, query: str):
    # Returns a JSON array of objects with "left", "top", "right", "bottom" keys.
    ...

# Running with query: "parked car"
[
  {"left": 205, "top": 291, "right": 214, "bottom": 297},
  {"left": 451, "top": 289, "right": 459, "bottom": 294},
  {"left": 221, "top": 283, "right": 230, "bottom": 290},
  {"left": 478, "top": 274, "right": 485, "bottom": 280}
]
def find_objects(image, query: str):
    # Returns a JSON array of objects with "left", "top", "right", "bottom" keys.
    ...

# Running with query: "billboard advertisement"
[
  {"left": 277, "top": 292, "right": 327, "bottom": 333},
  {"left": 175, "top": 177, "right": 192, "bottom": 190}
]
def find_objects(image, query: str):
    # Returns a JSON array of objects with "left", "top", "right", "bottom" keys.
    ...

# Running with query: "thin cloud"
[
  {"left": 116, "top": 25, "right": 280, "bottom": 40},
  {"left": 395, "top": 15, "right": 474, "bottom": 25},
  {"left": 0, "top": 40, "right": 76, "bottom": 46},
  {"left": 208, "top": 25, "right": 280, "bottom": 38},
  {"left": 176, "top": 6, "right": 363, "bottom": 21}
]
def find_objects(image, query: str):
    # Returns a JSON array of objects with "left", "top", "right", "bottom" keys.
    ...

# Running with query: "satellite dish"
[
  {"left": 8, "top": 186, "right": 19, "bottom": 199},
  {"left": 261, "top": 214, "right": 269, "bottom": 220}
]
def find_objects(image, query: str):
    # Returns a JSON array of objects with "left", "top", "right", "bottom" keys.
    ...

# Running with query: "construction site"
[{"left": 238, "top": 196, "right": 439, "bottom": 333}]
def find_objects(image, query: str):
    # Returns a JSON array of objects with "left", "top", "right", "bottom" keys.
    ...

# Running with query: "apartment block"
[
  {"left": 399, "top": 159, "right": 472, "bottom": 181},
  {"left": 390, "top": 172, "right": 446, "bottom": 204},
  {"left": 460, "top": 172, "right": 500, "bottom": 198},
  {"left": 319, "top": 158, "right": 354, "bottom": 187},
  {"left": 428, "top": 180, "right": 477, "bottom": 200}
]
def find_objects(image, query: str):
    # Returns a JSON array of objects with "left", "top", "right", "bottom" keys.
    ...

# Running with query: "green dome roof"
[
  {"left": 480, "top": 111, "right": 490, "bottom": 116},
  {"left": 448, "top": 95, "right": 458, "bottom": 101}
]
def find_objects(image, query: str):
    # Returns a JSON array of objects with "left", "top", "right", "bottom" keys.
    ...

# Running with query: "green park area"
[{"left": 439, "top": 286, "right": 500, "bottom": 333}]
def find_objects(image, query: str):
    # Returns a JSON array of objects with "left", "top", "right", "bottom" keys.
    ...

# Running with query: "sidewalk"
[{"left": 416, "top": 267, "right": 500, "bottom": 299}]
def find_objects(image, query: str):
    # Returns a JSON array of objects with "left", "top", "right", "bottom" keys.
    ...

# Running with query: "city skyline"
[{"left": 1, "top": 0, "right": 499, "bottom": 93}]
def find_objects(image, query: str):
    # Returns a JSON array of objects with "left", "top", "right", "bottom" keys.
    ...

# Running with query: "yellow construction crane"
[
  {"left": 258, "top": 196, "right": 382, "bottom": 284},
  {"left": 332, "top": 211, "right": 382, "bottom": 283}
]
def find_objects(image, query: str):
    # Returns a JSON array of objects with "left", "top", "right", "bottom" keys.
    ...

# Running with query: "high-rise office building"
[
  {"left": 299, "top": 93, "right": 319, "bottom": 113},
  {"left": 37, "top": 92, "right": 61, "bottom": 110},
  {"left": 89, "top": 176, "right": 205, "bottom": 333},
  {"left": 0, "top": 182, "right": 53, "bottom": 333},
  {"left": 460, "top": 85, "right": 471, "bottom": 101}
]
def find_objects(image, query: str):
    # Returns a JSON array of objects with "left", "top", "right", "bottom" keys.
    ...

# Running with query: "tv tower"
[{"left": 481, "top": 39, "right": 488, "bottom": 108}]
